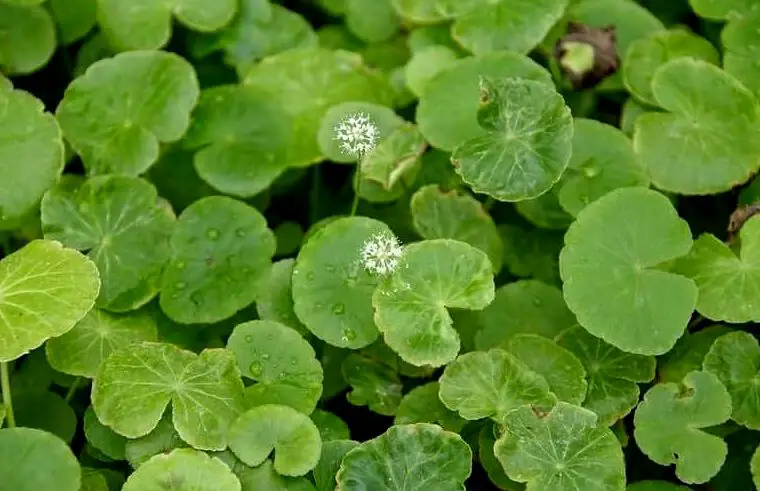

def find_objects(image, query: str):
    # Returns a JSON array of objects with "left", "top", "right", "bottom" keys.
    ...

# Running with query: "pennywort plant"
[{"left": 3, "top": 0, "right": 760, "bottom": 490}]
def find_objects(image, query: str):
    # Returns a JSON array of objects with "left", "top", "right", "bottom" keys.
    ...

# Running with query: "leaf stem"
[
  {"left": 1, "top": 362, "right": 15, "bottom": 428},
  {"left": 64, "top": 377, "right": 80, "bottom": 403},
  {"left": 350, "top": 162, "right": 363, "bottom": 217}
]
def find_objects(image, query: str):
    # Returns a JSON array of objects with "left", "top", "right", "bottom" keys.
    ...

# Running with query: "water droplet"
[
  {"left": 315, "top": 302, "right": 324, "bottom": 309},
  {"left": 261, "top": 354, "right": 271, "bottom": 361},
  {"left": 325, "top": 265, "right": 337, "bottom": 273},
  {"left": 249, "top": 362, "right": 263, "bottom": 377},
  {"left": 532, "top": 298, "right": 541, "bottom": 307},
  {"left": 207, "top": 228, "right": 220, "bottom": 240},
  {"left": 235, "top": 228, "right": 246, "bottom": 237},
  {"left": 332, "top": 303, "right": 345, "bottom": 315},
  {"left": 190, "top": 292, "right": 203, "bottom": 306},
  {"left": 341, "top": 329, "right": 356, "bottom": 342},
  {"left": 175, "top": 281, "right": 187, "bottom": 290},
  {"left": 306, "top": 271, "right": 315, "bottom": 281},
  {"left": 290, "top": 358, "right": 297, "bottom": 365},
  {"left": 245, "top": 335, "right": 253, "bottom": 343},
  {"left": 175, "top": 261, "right": 186, "bottom": 270}
]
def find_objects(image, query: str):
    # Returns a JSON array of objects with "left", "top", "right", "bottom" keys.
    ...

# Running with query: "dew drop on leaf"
[
  {"left": 342, "top": 328, "right": 356, "bottom": 342},
  {"left": 175, "top": 281, "right": 187, "bottom": 290},
  {"left": 207, "top": 228, "right": 220, "bottom": 240},
  {"left": 332, "top": 303, "right": 346, "bottom": 315},
  {"left": 307, "top": 271, "right": 315, "bottom": 280},
  {"left": 249, "top": 361, "right": 263, "bottom": 377},
  {"left": 235, "top": 228, "right": 246, "bottom": 237},
  {"left": 245, "top": 335, "right": 253, "bottom": 343}
]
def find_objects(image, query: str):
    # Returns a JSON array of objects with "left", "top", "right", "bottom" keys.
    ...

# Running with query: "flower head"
[
  {"left": 360, "top": 232, "right": 403, "bottom": 276},
  {"left": 334, "top": 112, "right": 379, "bottom": 157}
]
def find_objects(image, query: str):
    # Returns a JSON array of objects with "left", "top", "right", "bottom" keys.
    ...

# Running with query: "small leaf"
[
  {"left": 373, "top": 239, "right": 495, "bottom": 367},
  {"left": 56, "top": 51, "right": 200, "bottom": 176},
  {"left": 311, "top": 409, "right": 350, "bottom": 441},
  {"left": 341, "top": 353, "right": 403, "bottom": 416},
  {"left": 439, "top": 348, "right": 557, "bottom": 424},
  {"left": 227, "top": 320, "right": 322, "bottom": 414},
  {"left": 313, "top": 440, "right": 359, "bottom": 491},
  {"left": 345, "top": 0, "right": 400, "bottom": 43},
  {"left": 48, "top": 0, "right": 96, "bottom": 44},
  {"left": 394, "top": 382, "right": 465, "bottom": 432},
  {"left": 122, "top": 448, "right": 241, "bottom": 491},
  {"left": 403, "top": 46, "right": 459, "bottom": 97},
  {"left": 633, "top": 371, "right": 732, "bottom": 484},
  {"left": 723, "top": 10, "right": 760, "bottom": 97},
  {"left": 92, "top": 342, "right": 246, "bottom": 450},
  {"left": 494, "top": 402, "right": 626, "bottom": 491},
  {"left": 451, "top": 77, "right": 573, "bottom": 202},
  {"left": 336, "top": 423, "right": 472, "bottom": 490},
  {"left": 255, "top": 259, "right": 309, "bottom": 337},
  {"left": 0, "top": 239, "right": 100, "bottom": 362},
  {"left": 228, "top": 404, "right": 322, "bottom": 477},
  {"left": 560, "top": 187, "right": 697, "bottom": 355},
  {"left": 0, "top": 427, "right": 81, "bottom": 491},
  {"left": 160, "top": 196, "right": 275, "bottom": 324},
  {"left": 0, "top": 3, "right": 56, "bottom": 75}
]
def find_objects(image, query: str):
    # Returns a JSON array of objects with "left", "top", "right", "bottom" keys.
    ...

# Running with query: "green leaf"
[
  {"left": 417, "top": 51, "right": 552, "bottom": 152},
  {"left": 311, "top": 409, "right": 350, "bottom": 441},
  {"left": 0, "top": 87, "right": 64, "bottom": 225},
  {"left": 255, "top": 259, "right": 309, "bottom": 337},
  {"left": 505, "top": 334, "right": 587, "bottom": 405},
  {"left": 439, "top": 348, "right": 557, "bottom": 423},
  {"left": 475, "top": 280, "right": 576, "bottom": 350},
  {"left": 394, "top": 382, "right": 465, "bottom": 432},
  {"left": 478, "top": 422, "right": 524, "bottom": 491},
  {"left": 633, "top": 370, "right": 732, "bottom": 484},
  {"left": 623, "top": 29, "right": 719, "bottom": 106},
  {"left": 633, "top": 58, "right": 760, "bottom": 194},
  {"left": 341, "top": 353, "right": 403, "bottom": 416},
  {"left": 410, "top": 184, "right": 502, "bottom": 272},
  {"left": 13, "top": 389, "right": 77, "bottom": 443},
  {"left": 81, "top": 468, "right": 110, "bottom": 491},
  {"left": 494, "top": 402, "right": 626, "bottom": 491},
  {"left": 41, "top": 175, "right": 174, "bottom": 311},
  {"left": 160, "top": 196, "right": 275, "bottom": 324},
  {"left": 292, "top": 217, "right": 389, "bottom": 349},
  {"left": 360, "top": 122, "right": 426, "bottom": 196},
  {"left": 560, "top": 187, "right": 697, "bottom": 355},
  {"left": 243, "top": 47, "right": 393, "bottom": 168},
  {"left": 555, "top": 118, "right": 648, "bottom": 217},
  {"left": 124, "top": 412, "right": 188, "bottom": 468},
  {"left": 0, "top": 427, "right": 81, "bottom": 491},
  {"left": 0, "top": 3, "right": 56, "bottom": 75},
  {"left": 373, "top": 239, "right": 495, "bottom": 367},
  {"left": 403, "top": 46, "right": 459, "bottom": 97},
  {"left": 658, "top": 325, "right": 732, "bottom": 383},
  {"left": 722, "top": 10, "right": 760, "bottom": 97},
  {"left": 499, "top": 225, "right": 563, "bottom": 285},
  {"left": 122, "top": 448, "right": 241, "bottom": 491},
  {"left": 228, "top": 404, "right": 322, "bottom": 477},
  {"left": 345, "top": 0, "right": 401, "bottom": 43},
  {"left": 92, "top": 342, "right": 246, "bottom": 450},
  {"left": 84, "top": 406, "right": 127, "bottom": 461},
  {"left": 627, "top": 482, "right": 691, "bottom": 491},
  {"left": 227, "top": 320, "right": 322, "bottom": 414},
  {"left": 452, "top": 0, "right": 568, "bottom": 55},
  {"left": 752, "top": 443, "right": 760, "bottom": 490},
  {"left": 181, "top": 85, "right": 293, "bottom": 199},
  {"left": 56, "top": 51, "right": 200, "bottom": 176},
  {"left": 674, "top": 216, "right": 760, "bottom": 322},
  {"left": 515, "top": 190, "right": 573, "bottom": 230},
  {"left": 557, "top": 325, "right": 656, "bottom": 425},
  {"left": 451, "top": 77, "right": 573, "bottom": 202},
  {"left": 215, "top": 452, "right": 317, "bottom": 491},
  {"left": 48, "top": 0, "right": 96, "bottom": 44},
  {"left": 391, "top": 0, "right": 449, "bottom": 23},
  {"left": 336, "top": 423, "right": 472, "bottom": 490},
  {"left": 688, "top": 0, "right": 757, "bottom": 20},
  {"left": 703, "top": 331, "right": 760, "bottom": 430},
  {"left": 97, "top": 0, "right": 237, "bottom": 51},
  {"left": 0, "top": 239, "right": 100, "bottom": 362},
  {"left": 313, "top": 440, "right": 359, "bottom": 491}
]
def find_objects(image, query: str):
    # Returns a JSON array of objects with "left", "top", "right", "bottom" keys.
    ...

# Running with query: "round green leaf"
[
  {"left": 313, "top": 440, "right": 359, "bottom": 491},
  {"left": 97, "top": 0, "right": 237, "bottom": 51},
  {"left": 81, "top": 468, "right": 109, "bottom": 491},
  {"left": 46, "top": 307, "right": 157, "bottom": 378},
  {"left": 416, "top": 51, "right": 552, "bottom": 152},
  {"left": 411, "top": 184, "right": 503, "bottom": 272},
  {"left": 255, "top": 259, "right": 309, "bottom": 337},
  {"left": 403, "top": 46, "right": 459, "bottom": 97},
  {"left": 13, "top": 389, "right": 77, "bottom": 443},
  {"left": 499, "top": 224, "right": 563, "bottom": 285},
  {"left": 703, "top": 331, "right": 760, "bottom": 430},
  {"left": 48, "top": 0, "right": 96, "bottom": 44},
  {"left": 0, "top": 87, "right": 63, "bottom": 225},
  {"left": 41, "top": 175, "right": 174, "bottom": 311},
  {"left": 674, "top": 216, "right": 760, "bottom": 322},
  {"left": 555, "top": 118, "right": 648, "bottom": 217},
  {"left": 0, "top": 427, "right": 81, "bottom": 491},
  {"left": 160, "top": 196, "right": 275, "bottom": 324},
  {"left": 345, "top": 0, "right": 400, "bottom": 43},
  {"left": 658, "top": 325, "right": 732, "bottom": 383},
  {"left": 560, "top": 187, "right": 697, "bottom": 355},
  {"left": 227, "top": 320, "right": 322, "bottom": 414},
  {"left": 341, "top": 353, "right": 403, "bottom": 416},
  {"left": 452, "top": 0, "right": 568, "bottom": 55},
  {"left": 373, "top": 239, "right": 495, "bottom": 367},
  {"left": 124, "top": 412, "right": 188, "bottom": 468},
  {"left": 475, "top": 279, "right": 576, "bottom": 350},
  {"left": 623, "top": 29, "right": 719, "bottom": 106},
  {"left": 0, "top": 239, "right": 100, "bottom": 362},
  {"left": 391, "top": 0, "right": 449, "bottom": 23},
  {"left": 360, "top": 122, "right": 426, "bottom": 196},
  {"left": 123, "top": 448, "right": 241, "bottom": 491},
  {"left": 243, "top": 47, "right": 394, "bottom": 168},
  {"left": 439, "top": 348, "right": 557, "bottom": 423},
  {"left": 182, "top": 85, "right": 293, "bottom": 198},
  {"left": 56, "top": 51, "right": 200, "bottom": 176},
  {"left": 633, "top": 370, "right": 732, "bottom": 484},
  {"left": 688, "top": 0, "right": 757, "bottom": 20},
  {"left": 633, "top": 58, "right": 760, "bottom": 194},
  {"left": 92, "top": 342, "right": 246, "bottom": 450},
  {"left": 557, "top": 325, "right": 656, "bottom": 425},
  {"left": 84, "top": 406, "right": 127, "bottom": 460},
  {"left": 494, "top": 402, "right": 626, "bottom": 491},
  {"left": 336, "top": 423, "right": 472, "bottom": 490},
  {"left": 292, "top": 217, "right": 390, "bottom": 349},
  {"left": 505, "top": 334, "right": 587, "bottom": 405},
  {"left": 723, "top": 10, "right": 760, "bottom": 98},
  {"left": 0, "top": 3, "right": 55, "bottom": 75},
  {"left": 394, "top": 382, "right": 465, "bottom": 432},
  {"left": 228, "top": 404, "right": 322, "bottom": 477},
  {"left": 451, "top": 76, "right": 573, "bottom": 202},
  {"left": 311, "top": 409, "right": 350, "bottom": 441}
]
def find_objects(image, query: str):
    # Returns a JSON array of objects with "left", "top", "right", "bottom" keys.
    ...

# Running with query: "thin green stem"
[
  {"left": 64, "top": 377, "right": 80, "bottom": 403},
  {"left": 1, "top": 362, "right": 15, "bottom": 428},
  {"left": 350, "top": 162, "right": 363, "bottom": 217}
]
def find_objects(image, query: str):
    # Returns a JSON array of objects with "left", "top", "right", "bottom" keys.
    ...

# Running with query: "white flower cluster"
[
  {"left": 333, "top": 112, "right": 379, "bottom": 157},
  {"left": 360, "top": 232, "right": 403, "bottom": 276}
]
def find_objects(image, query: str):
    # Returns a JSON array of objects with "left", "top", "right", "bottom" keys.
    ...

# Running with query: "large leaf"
[
  {"left": 122, "top": 448, "right": 241, "bottom": 491},
  {"left": 0, "top": 240, "right": 100, "bottom": 362},
  {"left": 451, "top": 77, "right": 573, "bottom": 202},
  {"left": 0, "top": 427, "right": 81, "bottom": 491},
  {"left": 560, "top": 187, "right": 697, "bottom": 355},
  {"left": 92, "top": 342, "right": 246, "bottom": 450}
]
